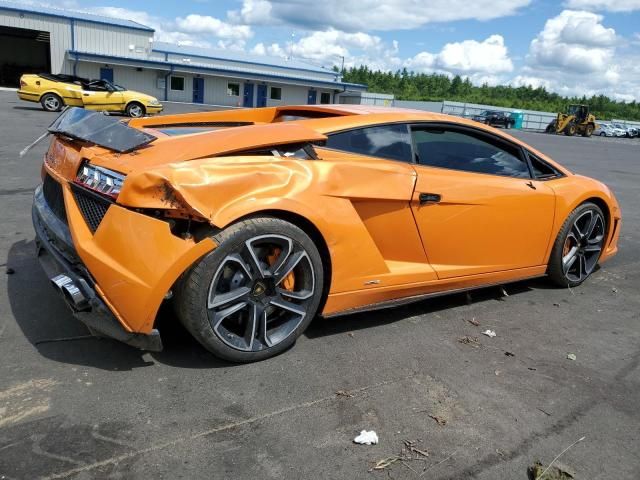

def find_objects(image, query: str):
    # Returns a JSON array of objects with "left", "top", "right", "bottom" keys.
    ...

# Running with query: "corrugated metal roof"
[
  {"left": 153, "top": 42, "right": 334, "bottom": 76},
  {"left": 0, "top": 0, "right": 154, "bottom": 31},
  {"left": 70, "top": 50, "right": 367, "bottom": 90}
]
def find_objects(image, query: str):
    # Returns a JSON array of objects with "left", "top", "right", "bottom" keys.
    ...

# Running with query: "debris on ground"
[
  {"left": 505, "top": 351, "right": 515, "bottom": 357},
  {"left": 553, "top": 302, "right": 560, "bottom": 307},
  {"left": 500, "top": 286, "right": 509, "bottom": 297},
  {"left": 494, "top": 370, "right": 501, "bottom": 376},
  {"left": 496, "top": 449, "right": 505, "bottom": 457},
  {"left": 537, "top": 407, "right": 552, "bottom": 416},
  {"left": 347, "top": 332, "right": 354, "bottom": 338},
  {"left": 370, "top": 440, "right": 430, "bottom": 473},
  {"left": 354, "top": 430, "right": 378, "bottom": 445},
  {"left": 5, "top": 267, "right": 15, "bottom": 275},
  {"left": 528, "top": 461, "right": 575, "bottom": 479},
  {"left": 567, "top": 353, "right": 577, "bottom": 361},
  {"left": 482, "top": 329, "right": 497, "bottom": 338},
  {"left": 467, "top": 317, "right": 480, "bottom": 326},
  {"left": 428, "top": 414, "right": 447, "bottom": 426},
  {"left": 611, "top": 287, "right": 618, "bottom": 294},
  {"left": 458, "top": 335, "right": 480, "bottom": 347},
  {"left": 336, "top": 390, "right": 354, "bottom": 398}
]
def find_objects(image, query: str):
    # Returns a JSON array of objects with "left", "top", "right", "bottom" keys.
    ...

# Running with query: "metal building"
[{"left": 0, "top": 0, "right": 366, "bottom": 106}]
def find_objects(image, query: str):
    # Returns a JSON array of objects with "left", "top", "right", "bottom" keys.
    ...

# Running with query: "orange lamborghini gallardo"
[{"left": 33, "top": 105, "right": 621, "bottom": 362}]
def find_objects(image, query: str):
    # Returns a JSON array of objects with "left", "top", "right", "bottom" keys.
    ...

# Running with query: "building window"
[
  {"left": 320, "top": 92, "right": 331, "bottom": 104},
  {"left": 227, "top": 82, "right": 240, "bottom": 96},
  {"left": 170, "top": 76, "right": 185, "bottom": 91},
  {"left": 270, "top": 87, "right": 282, "bottom": 100}
]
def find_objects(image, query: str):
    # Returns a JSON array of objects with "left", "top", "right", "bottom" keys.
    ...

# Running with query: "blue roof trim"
[
  {"left": 0, "top": 3, "right": 154, "bottom": 32},
  {"left": 68, "top": 51, "right": 368, "bottom": 91},
  {"left": 153, "top": 48, "right": 336, "bottom": 78}
]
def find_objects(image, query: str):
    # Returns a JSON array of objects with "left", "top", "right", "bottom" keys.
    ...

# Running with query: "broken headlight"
[{"left": 75, "top": 162, "right": 125, "bottom": 199}]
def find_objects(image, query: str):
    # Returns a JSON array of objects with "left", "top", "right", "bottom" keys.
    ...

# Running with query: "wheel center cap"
[{"left": 252, "top": 282, "right": 267, "bottom": 297}]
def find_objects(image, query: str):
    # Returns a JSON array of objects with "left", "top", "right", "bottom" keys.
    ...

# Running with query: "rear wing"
[{"left": 48, "top": 108, "right": 156, "bottom": 153}]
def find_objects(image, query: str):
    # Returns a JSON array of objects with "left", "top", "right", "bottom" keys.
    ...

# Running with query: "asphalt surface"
[{"left": 1, "top": 92, "right": 639, "bottom": 479}]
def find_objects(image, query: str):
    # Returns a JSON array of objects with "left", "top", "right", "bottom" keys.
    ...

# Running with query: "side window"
[
  {"left": 528, "top": 152, "right": 562, "bottom": 180},
  {"left": 325, "top": 124, "right": 412, "bottom": 162},
  {"left": 412, "top": 128, "right": 530, "bottom": 178}
]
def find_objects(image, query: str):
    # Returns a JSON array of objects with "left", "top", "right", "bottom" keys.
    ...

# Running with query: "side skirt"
[{"left": 322, "top": 273, "right": 546, "bottom": 319}]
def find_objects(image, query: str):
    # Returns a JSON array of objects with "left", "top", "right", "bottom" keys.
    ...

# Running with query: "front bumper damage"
[{"left": 32, "top": 185, "right": 163, "bottom": 351}]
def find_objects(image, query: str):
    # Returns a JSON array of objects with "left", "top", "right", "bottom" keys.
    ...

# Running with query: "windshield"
[
  {"left": 48, "top": 107, "right": 156, "bottom": 152},
  {"left": 110, "top": 82, "right": 127, "bottom": 92}
]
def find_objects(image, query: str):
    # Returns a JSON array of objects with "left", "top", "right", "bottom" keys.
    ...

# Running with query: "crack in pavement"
[{"left": 39, "top": 374, "right": 417, "bottom": 480}]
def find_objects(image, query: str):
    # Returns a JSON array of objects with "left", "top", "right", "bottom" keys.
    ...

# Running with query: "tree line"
[{"left": 340, "top": 66, "right": 640, "bottom": 121}]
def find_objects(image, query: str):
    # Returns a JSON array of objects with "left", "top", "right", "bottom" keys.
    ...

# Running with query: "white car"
[{"left": 598, "top": 124, "right": 626, "bottom": 137}]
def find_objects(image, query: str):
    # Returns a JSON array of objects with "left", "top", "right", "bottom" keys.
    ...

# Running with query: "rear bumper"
[
  {"left": 18, "top": 90, "right": 39, "bottom": 102},
  {"left": 32, "top": 185, "right": 163, "bottom": 352}
]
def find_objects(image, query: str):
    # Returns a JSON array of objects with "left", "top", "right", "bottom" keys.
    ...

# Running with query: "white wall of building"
[{"left": 74, "top": 21, "right": 152, "bottom": 58}]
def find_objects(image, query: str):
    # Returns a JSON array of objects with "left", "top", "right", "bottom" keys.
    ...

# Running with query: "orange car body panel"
[{"left": 42, "top": 105, "right": 621, "bottom": 333}]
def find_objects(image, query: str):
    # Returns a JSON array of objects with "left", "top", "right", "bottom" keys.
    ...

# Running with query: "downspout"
[
  {"left": 164, "top": 65, "right": 173, "bottom": 102},
  {"left": 70, "top": 18, "right": 78, "bottom": 76}
]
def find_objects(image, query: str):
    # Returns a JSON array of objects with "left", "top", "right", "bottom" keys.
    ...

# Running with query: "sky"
[{"left": 45, "top": 0, "right": 640, "bottom": 101}]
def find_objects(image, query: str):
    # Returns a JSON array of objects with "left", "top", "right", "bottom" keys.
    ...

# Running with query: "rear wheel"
[
  {"left": 547, "top": 203, "right": 606, "bottom": 287},
  {"left": 125, "top": 102, "right": 145, "bottom": 118},
  {"left": 40, "top": 93, "right": 63, "bottom": 112},
  {"left": 582, "top": 124, "right": 594, "bottom": 137},
  {"left": 176, "top": 217, "right": 324, "bottom": 362}
]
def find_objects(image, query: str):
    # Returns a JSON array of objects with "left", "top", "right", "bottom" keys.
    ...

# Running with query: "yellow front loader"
[{"left": 546, "top": 104, "right": 597, "bottom": 137}]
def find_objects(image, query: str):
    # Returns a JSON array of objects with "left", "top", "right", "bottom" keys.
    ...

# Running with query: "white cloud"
[
  {"left": 528, "top": 10, "right": 616, "bottom": 73},
  {"left": 564, "top": 0, "right": 640, "bottom": 12},
  {"left": 175, "top": 14, "right": 253, "bottom": 41},
  {"left": 407, "top": 35, "right": 513, "bottom": 75},
  {"left": 510, "top": 75, "right": 552, "bottom": 90},
  {"left": 230, "top": 0, "right": 531, "bottom": 32}
]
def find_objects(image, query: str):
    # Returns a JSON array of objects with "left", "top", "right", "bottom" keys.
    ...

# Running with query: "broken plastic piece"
[
  {"left": 482, "top": 329, "right": 497, "bottom": 338},
  {"left": 567, "top": 353, "right": 577, "bottom": 361},
  {"left": 354, "top": 430, "right": 379, "bottom": 445}
]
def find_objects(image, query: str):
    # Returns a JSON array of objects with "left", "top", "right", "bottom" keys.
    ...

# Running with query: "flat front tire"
[
  {"left": 176, "top": 217, "right": 324, "bottom": 362},
  {"left": 547, "top": 202, "right": 607, "bottom": 288}
]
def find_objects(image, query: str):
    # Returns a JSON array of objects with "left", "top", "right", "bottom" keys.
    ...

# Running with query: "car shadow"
[
  {"left": 6, "top": 240, "right": 234, "bottom": 371},
  {"left": 305, "top": 281, "right": 534, "bottom": 339},
  {"left": 12, "top": 106, "right": 52, "bottom": 112},
  {"left": 8, "top": 239, "right": 539, "bottom": 370}
]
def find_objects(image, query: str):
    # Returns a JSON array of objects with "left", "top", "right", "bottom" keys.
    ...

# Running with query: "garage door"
[{"left": 0, "top": 26, "right": 51, "bottom": 88}]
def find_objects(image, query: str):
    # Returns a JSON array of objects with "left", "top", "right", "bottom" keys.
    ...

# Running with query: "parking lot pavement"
[{"left": 1, "top": 92, "right": 639, "bottom": 479}]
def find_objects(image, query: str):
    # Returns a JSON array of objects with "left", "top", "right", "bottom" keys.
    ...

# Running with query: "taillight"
[
  {"left": 75, "top": 162, "right": 125, "bottom": 199},
  {"left": 20, "top": 79, "right": 27, "bottom": 88}
]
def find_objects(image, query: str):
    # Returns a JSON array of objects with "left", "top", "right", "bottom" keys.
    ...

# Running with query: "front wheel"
[
  {"left": 125, "top": 102, "right": 145, "bottom": 118},
  {"left": 176, "top": 217, "right": 324, "bottom": 362},
  {"left": 547, "top": 203, "right": 606, "bottom": 287}
]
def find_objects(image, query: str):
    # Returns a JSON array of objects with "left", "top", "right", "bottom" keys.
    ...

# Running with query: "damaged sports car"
[{"left": 33, "top": 105, "right": 621, "bottom": 362}]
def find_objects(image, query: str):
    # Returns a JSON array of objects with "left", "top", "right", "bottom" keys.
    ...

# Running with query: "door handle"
[
  {"left": 419, "top": 193, "right": 441, "bottom": 204},
  {"left": 525, "top": 181, "right": 537, "bottom": 190}
]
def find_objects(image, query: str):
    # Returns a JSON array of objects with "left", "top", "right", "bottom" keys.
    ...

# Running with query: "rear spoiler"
[{"left": 48, "top": 107, "right": 157, "bottom": 153}]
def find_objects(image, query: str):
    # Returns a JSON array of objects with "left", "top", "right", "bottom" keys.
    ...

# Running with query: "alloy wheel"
[
  {"left": 562, "top": 209, "right": 605, "bottom": 283},
  {"left": 44, "top": 96, "right": 60, "bottom": 111},
  {"left": 206, "top": 234, "right": 315, "bottom": 352},
  {"left": 128, "top": 104, "right": 143, "bottom": 117}
]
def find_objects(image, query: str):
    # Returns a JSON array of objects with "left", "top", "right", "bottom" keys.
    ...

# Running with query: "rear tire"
[
  {"left": 547, "top": 202, "right": 606, "bottom": 288},
  {"left": 125, "top": 102, "right": 145, "bottom": 118},
  {"left": 582, "top": 124, "right": 594, "bottom": 137},
  {"left": 41, "top": 93, "right": 63, "bottom": 112},
  {"left": 176, "top": 217, "right": 324, "bottom": 363}
]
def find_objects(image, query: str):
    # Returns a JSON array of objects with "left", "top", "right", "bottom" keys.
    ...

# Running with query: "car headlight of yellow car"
[{"left": 148, "top": 99, "right": 161, "bottom": 106}]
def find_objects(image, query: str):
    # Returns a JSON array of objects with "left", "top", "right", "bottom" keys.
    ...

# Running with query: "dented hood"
[{"left": 89, "top": 123, "right": 327, "bottom": 174}]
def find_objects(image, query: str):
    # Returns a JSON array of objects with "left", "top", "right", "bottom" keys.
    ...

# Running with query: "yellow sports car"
[{"left": 18, "top": 74, "right": 163, "bottom": 117}]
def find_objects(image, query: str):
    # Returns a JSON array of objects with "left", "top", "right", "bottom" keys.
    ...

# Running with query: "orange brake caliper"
[{"left": 267, "top": 248, "right": 295, "bottom": 291}]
